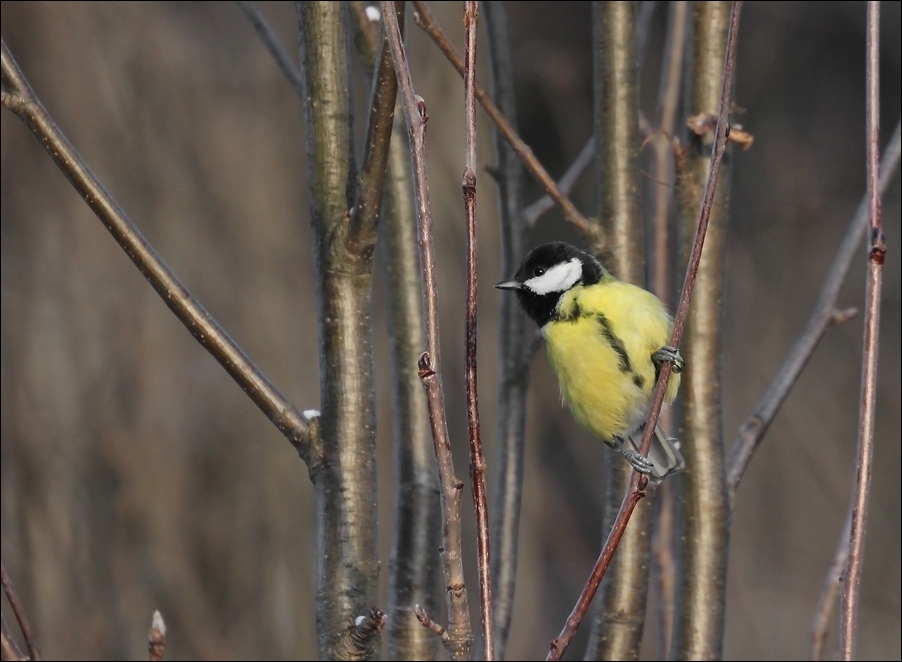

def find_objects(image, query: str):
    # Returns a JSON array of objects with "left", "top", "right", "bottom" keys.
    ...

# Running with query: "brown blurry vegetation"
[{"left": 1, "top": 2, "right": 899, "bottom": 660}]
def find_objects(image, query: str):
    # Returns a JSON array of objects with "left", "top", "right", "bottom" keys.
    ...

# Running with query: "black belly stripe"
[{"left": 597, "top": 314, "right": 633, "bottom": 374}]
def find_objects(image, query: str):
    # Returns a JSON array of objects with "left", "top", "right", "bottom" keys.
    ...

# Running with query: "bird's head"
[{"left": 496, "top": 242, "right": 603, "bottom": 326}]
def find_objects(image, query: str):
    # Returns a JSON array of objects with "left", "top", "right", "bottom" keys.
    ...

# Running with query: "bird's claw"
[
  {"left": 622, "top": 449, "right": 654, "bottom": 474},
  {"left": 653, "top": 345, "right": 684, "bottom": 374}
]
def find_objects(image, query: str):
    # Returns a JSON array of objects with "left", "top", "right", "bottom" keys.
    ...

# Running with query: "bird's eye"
[{"left": 533, "top": 267, "right": 546, "bottom": 277}]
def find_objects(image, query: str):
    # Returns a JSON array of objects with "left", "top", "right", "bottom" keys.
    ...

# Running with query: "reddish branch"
[{"left": 545, "top": 2, "right": 744, "bottom": 659}]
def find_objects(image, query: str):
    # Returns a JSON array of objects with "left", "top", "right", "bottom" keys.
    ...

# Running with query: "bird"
[{"left": 496, "top": 241, "right": 685, "bottom": 485}]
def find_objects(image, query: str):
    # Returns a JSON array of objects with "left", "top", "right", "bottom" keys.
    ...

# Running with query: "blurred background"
[{"left": 1, "top": 2, "right": 899, "bottom": 659}]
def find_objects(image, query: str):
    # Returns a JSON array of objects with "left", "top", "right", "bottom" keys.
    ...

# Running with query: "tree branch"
[
  {"left": 0, "top": 562, "right": 40, "bottom": 661},
  {"left": 348, "top": 6, "right": 445, "bottom": 656},
  {"left": 0, "top": 39, "right": 312, "bottom": 462},
  {"left": 295, "top": 3, "right": 380, "bottom": 658},
  {"left": 725, "top": 118, "right": 901, "bottom": 502},
  {"left": 840, "top": 3, "right": 884, "bottom": 658},
  {"left": 235, "top": 1, "right": 306, "bottom": 100},
  {"left": 382, "top": 3, "right": 472, "bottom": 658},
  {"left": 667, "top": 3, "right": 737, "bottom": 659},
  {"left": 347, "top": 2, "right": 400, "bottom": 259},
  {"left": 461, "top": 3, "right": 493, "bottom": 659},
  {"left": 410, "top": 0, "right": 596, "bottom": 244},
  {"left": 585, "top": 3, "right": 650, "bottom": 659},
  {"left": 547, "top": 2, "right": 743, "bottom": 659}
]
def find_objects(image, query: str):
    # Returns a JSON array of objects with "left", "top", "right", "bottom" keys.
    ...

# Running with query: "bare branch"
[
  {"left": 461, "top": 3, "right": 493, "bottom": 659},
  {"left": 522, "top": 138, "right": 594, "bottom": 229},
  {"left": 647, "top": 0, "right": 689, "bottom": 308},
  {"left": 666, "top": 3, "right": 739, "bottom": 659},
  {"left": 0, "top": 563, "right": 40, "bottom": 661},
  {"left": 381, "top": 99, "right": 443, "bottom": 660},
  {"left": 415, "top": 605, "right": 452, "bottom": 644},
  {"left": 585, "top": 3, "right": 649, "bottom": 659},
  {"left": 546, "top": 489, "right": 647, "bottom": 661},
  {"left": 296, "top": 3, "right": 381, "bottom": 657},
  {"left": 235, "top": 1, "right": 306, "bottom": 100},
  {"left": 547, "top": 2, "right": 743, "bottom": 659},
  {"left": 840, "top": 3, "right": 884, "bottom": 658},
  {"left": 726, "top": 119, "right": 902, "bottom": 502},
  {"left": 0, "top": 41, "right": 312, "bottom": 461},
  {"left": 410, "top": 0, "right": 596, "bottom": 244},
  {"left": 811, "top": 511, "right": 852, "bottom": 660},
  {"left": 382, "top": 3, "right": 472, "bottom": 658}
]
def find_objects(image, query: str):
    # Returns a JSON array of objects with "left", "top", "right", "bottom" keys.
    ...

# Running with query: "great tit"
[{"left": 496, "top": 241, "right": 685, "bottom": 485}]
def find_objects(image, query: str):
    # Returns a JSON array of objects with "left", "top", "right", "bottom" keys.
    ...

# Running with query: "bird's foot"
[
  {"left": 611, "top": 435, "right": 655, "bottom": 474},
  {"left": 653, "top": 345, "right": 684, "bottom": 374},
  {"left": 621, "top": 448, "right": 655, "bottom": 474}
]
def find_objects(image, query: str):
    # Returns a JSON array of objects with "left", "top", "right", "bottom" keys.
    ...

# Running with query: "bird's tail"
[{"left": 624, "top": 423, "right": 685, "bottom": 486}]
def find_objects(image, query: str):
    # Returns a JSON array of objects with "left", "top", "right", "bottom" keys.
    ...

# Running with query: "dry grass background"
[{"left": 1, "top": 2, "right": 899, "bottom": 659}]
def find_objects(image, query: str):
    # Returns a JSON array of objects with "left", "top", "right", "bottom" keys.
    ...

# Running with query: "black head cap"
[{"left": 496, "top": 242, "right": 603, "bottom": 326}]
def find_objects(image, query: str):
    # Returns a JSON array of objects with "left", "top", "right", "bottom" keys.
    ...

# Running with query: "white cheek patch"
[{"left": 524, "top": 258, "right": 582, "bottom": 295}]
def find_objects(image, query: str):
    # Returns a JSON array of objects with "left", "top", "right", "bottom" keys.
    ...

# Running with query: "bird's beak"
[{"left": 495, "top": 279, "right": 521, "bottom": 291}]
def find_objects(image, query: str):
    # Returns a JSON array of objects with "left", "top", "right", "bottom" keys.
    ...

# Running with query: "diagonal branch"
[
  {"left": 235, "top": 1, "right": 306, "bottom": 100},
  {"left": 0, "top": 39, "right": 312, "bottom": 463},
  {"left": 1, "top": 562, "right": 41, "bottom": 661},
  {"left": 725, "top": 118, "right": 902, "bottom": 503},
  {"left": 410, "top": 0, "right": 596, "bottom": 243},
  {"left": 546, "top": 2, "right": 743, "bottom": 659}
]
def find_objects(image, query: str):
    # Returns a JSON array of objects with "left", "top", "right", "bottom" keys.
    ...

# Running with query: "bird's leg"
[
  {"left": 610, "top": 435, "right": 654, "bottom": 474},
  {"left": 653, "top": 345, "right": 684, "bottom": 374}
]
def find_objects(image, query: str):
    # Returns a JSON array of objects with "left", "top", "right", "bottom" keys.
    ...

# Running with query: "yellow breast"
[{"left": 542, "top": 280, "right": 679, "bottom": 443}]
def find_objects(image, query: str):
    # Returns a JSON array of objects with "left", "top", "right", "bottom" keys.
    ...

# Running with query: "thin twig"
[
  {"left": 0, "top": 563, "right": 40, "bottom": 661},
  {"left": 840, "top": 3, "right": 884, "bottom": 658},
  {"left": 415, "top": 605, "right": 452, "bottom": 644},
  {"left": 235, "top": 1, "right": 306, "bottom": 100},
  {"left": 810, "top": 510, "right": 852, "bottom": 660},
  {"left": 382, "top": 3, "right": 473, "bottom": 659},
  {"left": 546, "top": 489, "right": 647, "bottom": 661},
  {"left": 726, "top": 118, "right": 902, "bottom": 503},
  {"left": 0, "top": 39, "right": 312, "bottom": 462},
  {"left": 522, "top": 138, "right": 594, "bottom": 229},
  {"left": 410, "top": 0, "right": 596, "bottom": 244},
  {"left": 461, "top": 2, "right": 493, "bottom": 660},
  {"left": 546, "top": 3, "right": 743, "bottom": 659},
  {"left": 636, "top": 0, "right": 740, "bottom": 462}
]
